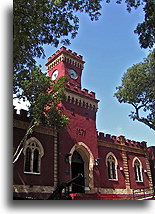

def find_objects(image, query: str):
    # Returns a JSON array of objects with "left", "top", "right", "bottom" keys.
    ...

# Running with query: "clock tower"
[
  {"left": 46, "top": 47, "right": 100, "bottom": 193},
  {"left": 46, "top": 46, "right": 84, "bottom": 88}
]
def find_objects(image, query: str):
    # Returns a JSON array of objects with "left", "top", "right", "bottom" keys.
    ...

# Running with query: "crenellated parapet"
[
  {"left": 46, "top": 46, "right": 85, "bottom": 70},
  {"left": 13, "top": 106, "right": 57, "bottom": 136},
  {"left": 65, "top": 83, "right": 99, "bottom": 112},
  {"left": 13, "top": 106, "right": 29, "bottom": 121},
  {"left": 66, "top": 82, "right": 96, "bottom": 98},
  {"left": 97, "top": 132, "right": 147, "bottom": 149}
]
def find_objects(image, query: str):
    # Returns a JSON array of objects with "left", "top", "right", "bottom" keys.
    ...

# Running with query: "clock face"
[
  {"left": 52, "top": 70, "right": 58, "bottom": 80},
  {"left": 68, "top": 69, "right": 77, "bottom": 79}
]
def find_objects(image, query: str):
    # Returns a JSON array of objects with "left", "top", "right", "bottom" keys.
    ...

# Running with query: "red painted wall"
[
  {"left": 147, "top": 146, "right": 155, "bottom": 187},
  {"left": 13, "top": 47, "right": 153, "bottom": 197},
  {"left": 58, "top": 99, "right": 99, "bottom": 183},
  {"left": 127, "top": 152, "right": 150, "bottom": 189},
  {"left": 48, "top": 61, "right": 83, "bottom": 88},
  {"left": 97, "top": 146, "right": 126, "bottom": 189},
  {"left": 13, "top": 127, "right": 55, "bottom": 186},
  {"left": 47, "top": 47, "right": 99, "bottom": 184}
]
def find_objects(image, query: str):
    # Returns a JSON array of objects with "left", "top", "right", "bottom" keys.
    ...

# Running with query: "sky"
[
  {"left": 1, "top": 1, "right": 155, "bottom": 213},
  {"left": 13, "top": 2, "right": 154, "bottom": 147},
  {"left": 35, "top": 2, "right": 154, "bottom": 147}
]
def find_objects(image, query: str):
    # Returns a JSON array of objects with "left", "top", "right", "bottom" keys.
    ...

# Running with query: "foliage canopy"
[
  {"left": 13, "top": 67, "right": 69, "bottom": 163},
  {"left": 15, "top": 67, "right": 69, "bottom": 131},
  {"left": 13, "top": 0, "right": 155, "bottom": 76},
  {"left": 13, "top": 0, "right": 155, "bottom": 161},
  {"left": 114, "top": 48, "right": 155, "bottom": 131},
  {"left": 13, "top": 0, "right": 102, "bottom": 74}
]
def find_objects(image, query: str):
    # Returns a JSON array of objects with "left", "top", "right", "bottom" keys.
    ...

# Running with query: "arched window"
[
  {"left": 25, "top": 147, "right": 31, "bottom": 172},
  {"left": 106, "top": 153, "right": 118, "bottom": 180},
  {"left": 133, "top": 158, "right": 143, "bottom": 182},
  {"left": 23, "top": 137, "right": 44, "bottom": 174},
  {"left": 33, "top": 149, "right": 40, "bottom": 173}
]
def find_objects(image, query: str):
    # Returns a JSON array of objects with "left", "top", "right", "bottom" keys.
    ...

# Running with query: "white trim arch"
[
  {"left": 106, "top": 152, "right": 118, "bottom": 180},
  {"left": 23, "top": 137, "right": 44, "bottom": 157},
  {"left": 23, "top": 137, "right": 44, "bottom": 174},
  {"left": 69, "top": 142, "right": 95, "bottom": 190},
  {"left": 132, "top": 157, "right": 143, "bottom": 182},
  {"left": 106, "top": 152, "right": 118, "bottom": 166},
  {"left": 132, "top": 157, "right": 142, "bottom": 168}
]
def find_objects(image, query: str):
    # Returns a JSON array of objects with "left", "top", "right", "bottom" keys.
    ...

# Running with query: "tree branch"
[
  {"left": 131, "top": 104, "right": 155, "bottom": 131},
  {"left": 13, "top": 119, "right": 36, "bottom": 164},
  {"left": 136, "top": 117, "right": 155, "bottom": 131}
]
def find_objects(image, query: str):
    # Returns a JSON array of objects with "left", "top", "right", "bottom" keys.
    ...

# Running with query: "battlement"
[
  {"left": 46, "top": 46, "right": 85, "bottom": 70},
  {"left": 65, "top": 82, "right": 99, "bottom": 111},
  {"left": 13, "top": 106, "right": 29, "bottom": 121},
  {"left": 49, "top": 46, "right": 83, "bottom": 61},
  {"left": 13, "top": 105, "right": 148, "bottom": 148},
  {"left": 97, "top": 132, "right": 147, "bottom": 149},
  {"left": 66, "top": 82, "right": 96, "bottom": 99}
]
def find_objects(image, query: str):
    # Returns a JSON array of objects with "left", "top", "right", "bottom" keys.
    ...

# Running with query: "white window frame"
[
  {"left": 23, "top": 137, "right": 44, "bottom": 175},
  {"left": 106, "top": 152, "right": 118, "bottom": 181},
  {"left": 132, "top": 157, "right": 143, "bottom": 182}
]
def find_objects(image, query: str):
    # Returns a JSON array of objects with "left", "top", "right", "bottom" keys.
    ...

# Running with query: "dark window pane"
[
  {"left": 112, "top": 161, "right": 116, "bottom": 179},
  {"left": 107, "top": 161, "right": 111, "bottom": 179},
  {"left": 134, "top": 165, "right": 138, "bottom": 180},
  {"left": 33, "top": 149, "right": 39, "bottom": 173},
  {"left": 137, "top": 165, "right": 142, "bottom": 181},
  {"left": 25, "top": 147, "right": 31, "bottom": 172}
]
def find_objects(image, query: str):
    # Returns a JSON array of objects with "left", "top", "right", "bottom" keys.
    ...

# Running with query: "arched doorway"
[
  {"left": 69, "top": 142, "right": 95, "bottom": 192},
  {"left": 71, "top": 151, "right": 85, "bottom": 193}
]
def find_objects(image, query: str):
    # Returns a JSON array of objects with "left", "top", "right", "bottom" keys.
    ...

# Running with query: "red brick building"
[{"left": 13, "top": 47, "right": 154, "bottom": 200}]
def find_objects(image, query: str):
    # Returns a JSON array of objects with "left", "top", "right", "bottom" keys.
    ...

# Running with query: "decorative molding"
[
  {"left": 97, "top": 133, "right": 147, "bottom": 149},
  {"left": 46, "top": 49, "right": 85, "bottom": 70},
  {"left": 65, "top": 89, "right": 98, "bottom": 111},
  {"left": 13, "top": 119, "right": 57, "bottom": 137},
  {"left": 69, "top": 142, "right": 95, "bottom": 191},
  {"left": 98, "top": 140, "right": 147, "bottom": 155},
  {"left": 132, "top": 157, "right": 142, "bottom": 168},
  {"left": 93, "top": 187, "right": 154, "bottom": 196},
  {"left": 105, "top": 152, "right": 118, "bottom": 167},
  {"left": 53, "top": 135, "right": 58, "bottom": 188},
  {"left": 122, "top": 151, "right": 131, "bottom": 189},
  {"left": 94, "top": 187, "right": 133, "bottom": 195},
  {"left": 13, "top": 185, "right": 55, "bottom": 194},
  {"left": 144, "top": 154, "right": 153, "bottom": 188},
  {"left": 23, "top": 137, "right": 44, "bottom": 157},
  {"left": 106, "top": 152, "right": 118, "bottom": 180}
]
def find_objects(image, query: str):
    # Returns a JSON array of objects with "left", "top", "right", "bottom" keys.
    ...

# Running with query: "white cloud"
[{"left": 13, "top": 95, "right": 30, "bottom": 113}]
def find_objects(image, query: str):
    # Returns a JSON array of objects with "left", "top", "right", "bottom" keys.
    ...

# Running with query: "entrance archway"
[
  {"left": 71, "top": 151, "right": 85, "bottom": 193},
  {"left": 69, "top": 142, "right": 95, "bottom": 192}
]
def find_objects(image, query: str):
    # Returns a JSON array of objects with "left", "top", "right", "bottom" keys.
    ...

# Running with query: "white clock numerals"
[{"left": 52, "top": 70, "right": 58, "bottom": 80}]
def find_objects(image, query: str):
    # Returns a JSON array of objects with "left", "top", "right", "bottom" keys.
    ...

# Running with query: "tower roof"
[{"left": 46, "top": 46, "right": 85, "bottom": 70}]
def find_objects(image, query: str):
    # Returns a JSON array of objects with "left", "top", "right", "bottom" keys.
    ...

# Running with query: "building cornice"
[
  {"left": 13, "top": 119, "right": 57, "bottom": 137},
  {"left": 46, "top": 46, "right": 85, "bottom": 70},
  {"left": 65, "top": 88, "right": 99, "bottom": 112},
  {"left": 98, "top": 140, "right": 147, "bottom": 155}
]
